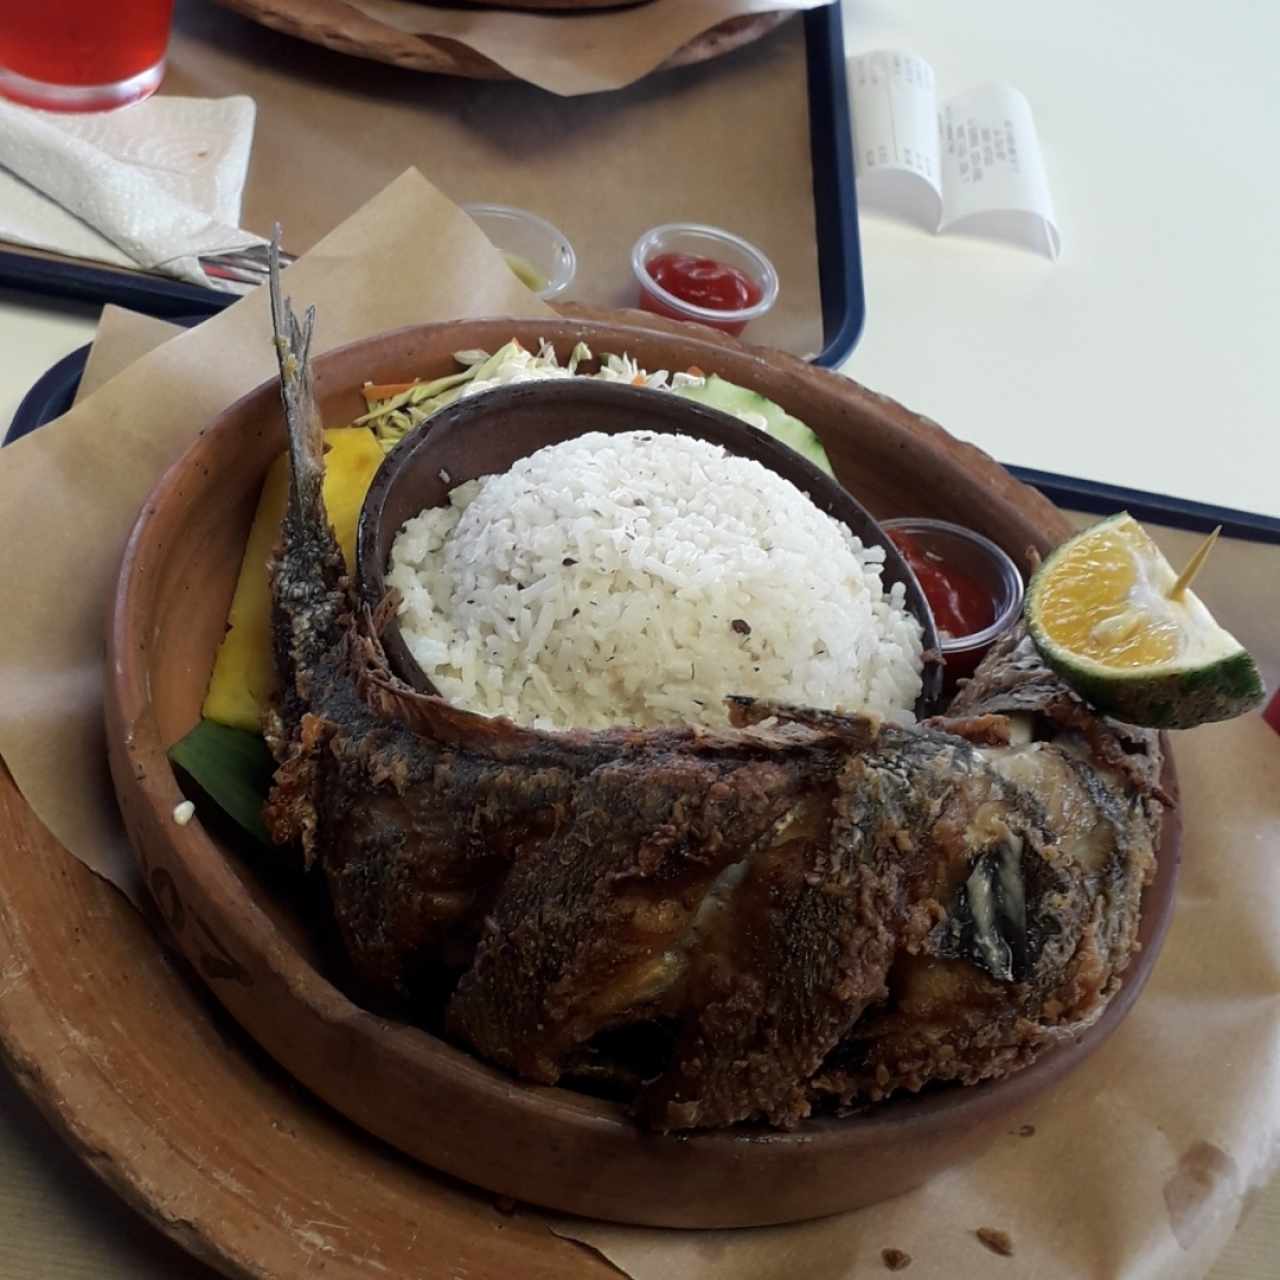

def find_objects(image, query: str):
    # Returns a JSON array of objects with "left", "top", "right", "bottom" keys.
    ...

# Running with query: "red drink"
[
  {"left": 1265, "top": 688, "right": 1280, "bottom": 736},
  {"left": 0, "top": 0, "right": 175, "bottom": 111}
]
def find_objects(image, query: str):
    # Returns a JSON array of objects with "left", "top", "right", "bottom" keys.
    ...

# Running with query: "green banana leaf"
[{"left": 168, "top": 718, "right": 274, "bottom": 846}]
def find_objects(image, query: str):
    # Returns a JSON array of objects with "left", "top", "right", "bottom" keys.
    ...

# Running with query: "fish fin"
[
  {"left": 924, "top": 713, "right": 1014, "bottom": 747},
  {"left": 358, "top": 664, "right": 553, "bottom": 757},
  {"left": 726, "top": 696, "right": 881, "bottom": 746},
  {"left": 267, "top": 229, "right": 348, "bottom": 703},
  {"left": 262, "top": 711, "right": 334, "bottom": 867},
  {"left": 268, "top": 226, "right": 327, "bottom": 539},
  {"left": 352, "top": 601, "right": 557, "bottom": 753}
]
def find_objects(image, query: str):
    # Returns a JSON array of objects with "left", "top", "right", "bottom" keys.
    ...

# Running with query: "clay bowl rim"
[
  {"left": 105, "top": 315, "right": 1182, "bottom": 1228},
  {"left": 356, "top": 377, "right": 945, "bottom": 717}
]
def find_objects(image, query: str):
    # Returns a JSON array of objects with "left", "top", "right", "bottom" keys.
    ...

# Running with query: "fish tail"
[
  {"left": 269, "top": 227, "right": 327, "bottom": 531},
  {"left": 267, "top": 229, "right": 348, "bottom": 715}
]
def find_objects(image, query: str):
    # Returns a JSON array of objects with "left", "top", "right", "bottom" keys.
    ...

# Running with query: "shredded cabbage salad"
[{"left": 355, "top": 339, "right": 709, "bottom": 451}]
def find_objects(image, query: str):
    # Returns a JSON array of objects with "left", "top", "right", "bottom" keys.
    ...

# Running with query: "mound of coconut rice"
[{"left": 386, "top": 431, "right": 924, "bottom": 730}]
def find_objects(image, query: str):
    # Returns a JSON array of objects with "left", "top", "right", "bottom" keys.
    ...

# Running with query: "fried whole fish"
[
  {"left": 809, "top": 630, "right": 1164, "bottom": 1107},
  {"left": 263, "top": 270, "right": 1163, "bottom": 1131}
]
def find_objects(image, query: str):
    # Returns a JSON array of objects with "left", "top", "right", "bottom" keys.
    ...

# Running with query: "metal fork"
[{"left": 200, "top": 242, "right": 297, "bottom": 289}]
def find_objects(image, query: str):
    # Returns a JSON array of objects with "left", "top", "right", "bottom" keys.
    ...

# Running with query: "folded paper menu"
[
  {"left": 0, "top": 169, "right": 1274, "bottom": 1280},
  {"left": 848, "top": 50, "right": 1061, "bottom": 258}
]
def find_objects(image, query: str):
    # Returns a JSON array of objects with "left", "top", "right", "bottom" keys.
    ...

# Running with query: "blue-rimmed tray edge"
[
  {"left": 8, "top": 339, "right": 1276, "bottom": 543},
  {"left": 1002, "top": 467, "right": 1279, "bottom": 544},
  {"left": 0, "top": 251, "right": 232, "bottom": 320},
  {"left": 5, "top": 344, "right": 92, "bottom": 444},
  {"left": 805, "top": 2, "right": 865, "bottom": 368}
]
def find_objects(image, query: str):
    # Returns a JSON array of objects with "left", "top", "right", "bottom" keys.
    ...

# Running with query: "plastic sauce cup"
[
  {"left": 880, "top": 518, "right": 1025, "bottom": 695},
  {"left": 631, "top": 223, "right": 778, "bottom": 337},
  {"left": 462, "top": 204, "right": 576, "bottom": 302}
]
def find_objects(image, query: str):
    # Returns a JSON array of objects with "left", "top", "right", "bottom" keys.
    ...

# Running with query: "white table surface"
[
  {"left": 838, "top": 0, "right": 1279, "bottom": 519},
  {"left": 0, "top": 291, "right": 97, "bottom": 435}
]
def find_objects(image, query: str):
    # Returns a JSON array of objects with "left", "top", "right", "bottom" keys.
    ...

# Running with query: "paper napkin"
[{"left": 0, "top": 94, "right": 264, "bottom": 288}]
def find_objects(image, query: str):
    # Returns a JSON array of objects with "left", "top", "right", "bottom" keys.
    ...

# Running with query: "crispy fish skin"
[
  {"left": 448, "top": 754, "right": 811, "bottom": 1086},
  {"left": 632, "top": 702, "right": 1017, "bottom": 1129},
  {"left": 812, "top": 629, "right": 1163, "bottom": 1107},
  {"left": 263, "top": 276, "right": 1165, "bottom": 1131}
]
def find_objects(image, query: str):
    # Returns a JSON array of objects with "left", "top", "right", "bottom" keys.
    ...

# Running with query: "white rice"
[{"left": 387, "top": 431, "right": 923, "bottom": 730}]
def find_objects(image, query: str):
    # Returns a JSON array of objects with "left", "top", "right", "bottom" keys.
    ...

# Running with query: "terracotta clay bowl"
[
  {"left": 105, "top": 309, "right": 1181, "bottom": 1229},
  {"left": 357, "top": 378, "right": 944, "bottom": 715}
]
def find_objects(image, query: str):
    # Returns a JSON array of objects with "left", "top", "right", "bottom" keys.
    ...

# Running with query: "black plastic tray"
[{"left": 0, "top": 7, "right": 864, "bottom": 369}]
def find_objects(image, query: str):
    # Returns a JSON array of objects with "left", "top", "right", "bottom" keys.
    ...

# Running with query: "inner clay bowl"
[
  {"left": 357, "top": 379, "right": 943, "bottom": 715},
  {"left": 105, "top": 308, "right": 1181, "bottom": 1229}
]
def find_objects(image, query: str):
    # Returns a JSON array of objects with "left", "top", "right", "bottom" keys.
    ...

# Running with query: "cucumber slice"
[{"left": 674, "top": 374, "right": 835, "bottom": 476}]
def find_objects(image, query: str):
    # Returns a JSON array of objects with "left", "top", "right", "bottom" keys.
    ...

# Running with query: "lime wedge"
[{"left": 1026, "top": 512, "right": 1264, "bottom": 728}]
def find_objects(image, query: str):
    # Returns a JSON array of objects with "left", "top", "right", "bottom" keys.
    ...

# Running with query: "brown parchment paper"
[
  {"left": 73, "top": 308, "right": 184, "bottom": 406},
  {"left": 336, "top": 0, "right": 829, "bottom": 95},
  {"left": 0, "top": 169, "right": 551, "bottom": 905},
  {"left": 1, "top": 174, "right": 1277, "bottom": 1280}
]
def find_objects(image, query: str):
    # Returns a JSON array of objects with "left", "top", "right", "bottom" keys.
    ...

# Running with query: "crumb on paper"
[
  {"left": 975, "top": 1227, "right": 1014, "bottom": 1257},
  {"left": 172, "top": 800, "right": 196, "bottom": 826},
  {"left": 881, "top": 1247, "right": 912, "bottom": 1270},
  {"left": 731, "top": 618, "right": 752, "bottom": 635},
  {"left": 1163, "top": 1141, "right": 1239, "bottom": 1250},
  {"left": 1017, "top": 1123, "right": 1035, "bottom": 1137}
]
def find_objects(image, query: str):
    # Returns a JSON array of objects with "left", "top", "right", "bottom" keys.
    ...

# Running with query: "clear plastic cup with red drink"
[{"left": 0, "top": 0, "right": 174, "bottom": 112}]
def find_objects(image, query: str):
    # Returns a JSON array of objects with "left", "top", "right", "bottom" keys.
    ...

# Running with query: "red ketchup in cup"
[
  {"left": 881, "top": 519, "right": 1025, "bottom": 695},
  {"left": 631, "top": 223, "right": 777, "bottom": 337},
  {"left": 642, "top": 253, "right": 763, "bottom": 328}
]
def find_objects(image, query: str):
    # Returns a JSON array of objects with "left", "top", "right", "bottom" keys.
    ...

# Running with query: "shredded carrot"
[
  {"left": 632, "top": 374, "right": 646, "bottom": 386},
  {"left": 686, "top": 365, "right": 705, "bottom": 378},
  {"left": 361, "top": 380, "right": 419, "bottom": 404}
]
